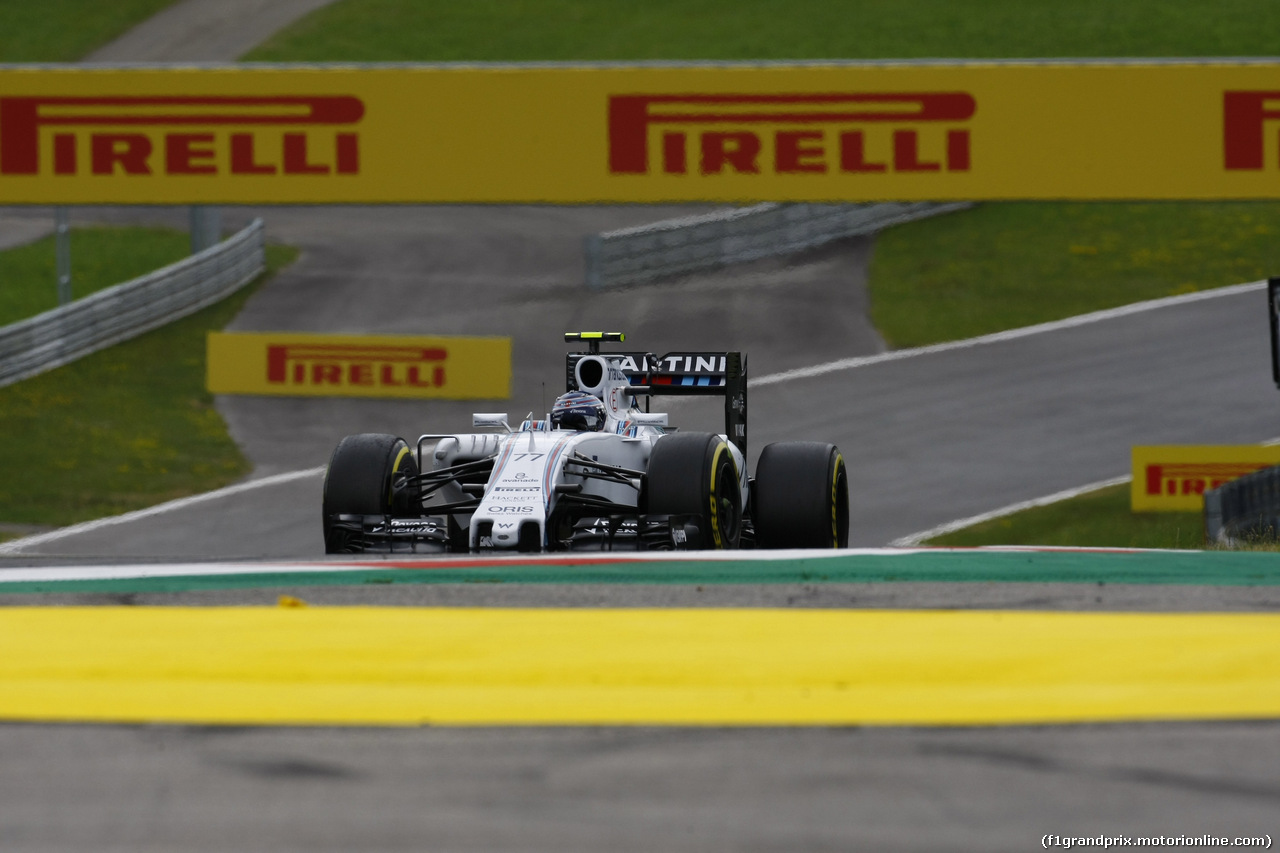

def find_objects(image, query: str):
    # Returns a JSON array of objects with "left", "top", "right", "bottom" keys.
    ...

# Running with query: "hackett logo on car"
[
  {"left": 607, "top": 92, "right": 976, "bottom": 177},
  {"left": 207, "top": 332, "right": 511, "bottom": 400},
  {"left": 1130, "top": 445, "right": 1280, "bottom": 512},
  {"left": 0, "top": 95, "right": 363, "bottom": 177},
  {"left": 266, "top": 344, "right": 446, "bottom": 389}
]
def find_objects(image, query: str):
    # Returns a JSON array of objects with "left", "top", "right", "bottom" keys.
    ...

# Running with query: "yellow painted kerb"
[{"left": 2, "top": 607, "right": 1279, "bottom": 727}]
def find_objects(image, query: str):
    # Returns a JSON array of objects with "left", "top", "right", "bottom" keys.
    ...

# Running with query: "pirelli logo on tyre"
[
  {"left": 1130, "top": 445, "right": 1280, "bottom": 512},
  {"left": 207, "top": 332, "right": 511, "bottom": 400},
  {"left": 608, "top": 92, "right": 975, "bottom": 179}
]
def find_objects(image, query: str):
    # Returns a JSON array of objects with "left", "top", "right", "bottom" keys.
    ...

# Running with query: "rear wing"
[{"left": 565, "top": 333, "right": 748, "bottom": 457}]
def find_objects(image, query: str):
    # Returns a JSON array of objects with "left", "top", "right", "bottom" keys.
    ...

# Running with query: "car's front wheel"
[{"left": 322, "top": 433, "right": 419, "bottom": 553}]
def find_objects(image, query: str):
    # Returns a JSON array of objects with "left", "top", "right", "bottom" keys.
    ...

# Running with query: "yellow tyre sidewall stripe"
[
  {"left": 830, "top": 451, "right": 844, "bottom": 547},
  {"left": 3, "top": 607, "right": 1280, "bottom": 726},
  {"left": 706, "top": 441, "right": 731, "bottom": 549},
  {"left": 387, "top": 444, "right": 413, "bottom": 506}
]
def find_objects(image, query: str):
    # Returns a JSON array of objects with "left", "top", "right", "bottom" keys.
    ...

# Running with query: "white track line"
[
  {"left": 888, "top": 437, "right": 1280, "bottom": 547},
  {"left": 888, "top": 476, "right": 1133, "bottom": 547},
  {"left": 0, "top": 546, "right": 1178, "bottom": 586},
  {"left": 0, "top": 549, "right": 932, "bottom": 584},
  {"left": 891, "top": 433, "right": 1280, "bottom": 546},
  {"left": 3, "top": 280, "right": 1265, "bottom": 556},
  {"left": 753, "top": 279, "right": 1265, "bottom": 386},
  {"left": 0, "top": 467, "right": 326, "bottom": 555}
]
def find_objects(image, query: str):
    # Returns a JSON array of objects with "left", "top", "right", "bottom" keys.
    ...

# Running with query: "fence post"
[
  {"left": 189, "top": 206, "right": 222, "bottom": 254},
  {"left": 1203, "top": 487, "right": 1223, "bottom": 544},
  {"left": 584, "top": 233, "right": 602, "bottom": 289},
  {"left": 55, "top": 208, "right": 71, "bottom": 305}
]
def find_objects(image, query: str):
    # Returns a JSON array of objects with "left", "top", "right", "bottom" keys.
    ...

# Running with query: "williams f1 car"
[{"left": 322, "top": 332, "right": 848, "bottom": 552}]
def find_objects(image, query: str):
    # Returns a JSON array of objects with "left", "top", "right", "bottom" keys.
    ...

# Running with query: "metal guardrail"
[
  {"left": 0, "top": 218, "right": 265, "bottom": 389},
  {"left": 584, "top": 201, "right": 973, "bottom": 289},
  {"left": 1204, "top": 464, "right": 1280, "bottom": 543}
]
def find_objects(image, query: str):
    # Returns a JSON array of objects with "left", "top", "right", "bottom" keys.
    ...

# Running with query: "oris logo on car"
[
  {"left": 608, "top": 92, "right": 975, "bottom": 177},
  {"left": 0, "top": 95, "right": 363, "bottom": 177}
]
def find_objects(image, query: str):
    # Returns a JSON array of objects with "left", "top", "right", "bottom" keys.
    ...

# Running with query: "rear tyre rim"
[{"left": 711, "top": 451, "right": 741, "bottom": 547}]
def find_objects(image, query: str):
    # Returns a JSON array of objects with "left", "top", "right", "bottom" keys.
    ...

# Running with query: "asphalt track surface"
[{"left": 3, "top": 4, "right": 1280, "bottom": 850}]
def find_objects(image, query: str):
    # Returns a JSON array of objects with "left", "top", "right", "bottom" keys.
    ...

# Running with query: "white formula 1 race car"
[{"left": 322, "top": 332, "right": 848, "bottom": 553}]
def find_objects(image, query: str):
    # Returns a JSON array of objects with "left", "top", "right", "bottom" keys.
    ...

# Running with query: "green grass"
[
  {"left": 246, "top": 0, "right": 1280, "bottom": 62},
  {"left": 0, "top": 228, "right": 192, "bottom": 326},
  {"left": 869, "top": 202, "right": 1280, "bottom": 348},
  {"left": 0, "top": 244, "right": 298, "bottom": 533},
  {"left": 0, "top": 0, "right": 175, "bottom": 62},
  {"left": 927, "top": 484, "right": 1208, "bottom": 550}
]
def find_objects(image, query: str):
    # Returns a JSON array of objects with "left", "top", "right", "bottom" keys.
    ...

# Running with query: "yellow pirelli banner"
[
  {"left": 1131, "top": 445, "right": 1280, "bottom": 512},
  {"left": 5, "top": 62, "right": 1280, "bottom": 203},
  {"left": 207, "top": 332, "right": 510, "bottom": 400}
]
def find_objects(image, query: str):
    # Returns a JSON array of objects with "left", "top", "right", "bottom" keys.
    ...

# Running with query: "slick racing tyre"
[
  {"left": 753, "top": 441, "right": 849, "bottom": 549},
  {"left": 322, "top": 433, "right": 420, "bottom": 553},
  {"left": 646, "top": 432, "right": 742, "bottom": 549}
]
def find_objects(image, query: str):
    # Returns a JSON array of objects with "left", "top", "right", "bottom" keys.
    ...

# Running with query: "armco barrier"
[
  {"left": 0, "top": 218, "right": 264, "bottom": 389},
  {"left": 584, "top": 202, "right": 972, "bottom": 289},
  {"left": 1204, "top": 464, "right": 1280, "bottom": 543}
]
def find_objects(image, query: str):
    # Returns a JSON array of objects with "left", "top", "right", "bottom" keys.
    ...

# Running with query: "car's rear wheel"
[
  {"left": 646, "top": 432, "right": 741, "bottom": 549},
  {"left": 753, "top": 441, "right": 849, "bottom": 549},
  {"left": 322, "top": 433, "right": 419, "bottom": 553}
]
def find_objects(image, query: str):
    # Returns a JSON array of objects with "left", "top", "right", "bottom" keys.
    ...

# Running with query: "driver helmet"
[{"left": 551, "top": 391, "right": 607, "bottom": 431}]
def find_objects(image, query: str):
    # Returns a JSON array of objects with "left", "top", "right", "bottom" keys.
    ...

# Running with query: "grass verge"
[
  {"left": 0, "top": 0, "right": 175, "bottom": 62},
  {"left": 0, "top": 227, "right": 192, "bottom": 327},
  {"left": 0, "top": 243, "right": 298, "bottom": 538},
  {"left": 869, "top": 202, "right": 1280, "bottom": 348},
  {"left": 926, "top": 483, "right": 1207, "bottom": 550},
  {"left": 246, "top": 0, "right": 1280, "bottom": 62}
]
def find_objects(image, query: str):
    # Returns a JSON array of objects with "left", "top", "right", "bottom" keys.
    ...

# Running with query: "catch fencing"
[
  {"left": 584, "top": 201, "right": 972, "bottom": 289},
  {"left": 1204, "top": 465, "right": 1280, "bottom": 543},
  {"left": 0, "top": 218, "right": 264, "bottom": 389}
]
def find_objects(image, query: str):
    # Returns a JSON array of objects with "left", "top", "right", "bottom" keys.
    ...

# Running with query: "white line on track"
[
  {"left": 0, "top": 549, "right": 926, "bottom": 584},
  {"left": 1, "top": 280, "right": 1265, "bottom": 555},
  {"left": 888, "top": 475, "right": 1134, "bottom": 547},
  {"left": 752, "top": 279, "right": 1265, "bottom": 386},
  {"left": 889, "top": 433, "right": 1280, "bottom": 546},
  {"left": 0, "top": 546, "right": 1183, "bottom": 585},
  {"left": 0, "top": 467, "right": 326, "bottom": 555}
]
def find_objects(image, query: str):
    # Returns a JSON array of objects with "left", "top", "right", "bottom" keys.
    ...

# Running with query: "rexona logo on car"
[
  {"left": 0, "top": 95, "right": 362, "bottom": 178},
  {"left": 608, "top": 93, "right": 975, "bottom": 177},
  {"left": 1130, "top": 445, "right": 1280, "bottom": 512},
  {"left": 207, "top": 332, "right": 510, "bottom": 400}
]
